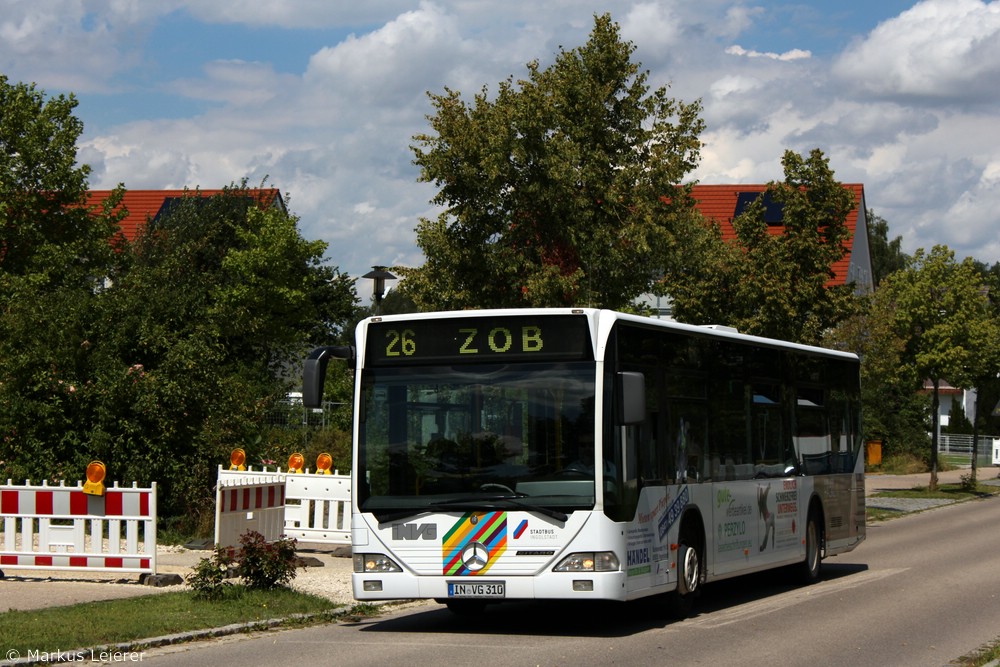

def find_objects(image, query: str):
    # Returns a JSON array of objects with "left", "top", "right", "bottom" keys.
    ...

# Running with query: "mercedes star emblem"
[{"left": 460, "top": 541, "right": 489, "bottom": 571}]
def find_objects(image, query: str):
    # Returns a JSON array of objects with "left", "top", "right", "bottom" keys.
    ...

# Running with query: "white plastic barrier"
[
  {"left": 0, "top": 479, "right": 157, "bottom": 575},
  {"left": 214, "top": 466, "right": 351, "bottom": 549},
  {"left": 283, "top": 472, "right": 351, "bottom": 545},
  {"left": 993, "top": 438, "right": 1000, "bottom": 465},
  {"left": 214, "top": 468, "right": 287, "bottom": 550}
]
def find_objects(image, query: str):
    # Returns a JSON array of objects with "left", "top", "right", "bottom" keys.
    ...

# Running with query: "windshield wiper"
[
  {"left": 374, "top": 493, "right": 568, "bottom": 525},
  {"left": 429, "top": 495, "right": 569, "bottom": 522},
  {"left": 374, "top": 507, "right": 434, "bottom": 524}
]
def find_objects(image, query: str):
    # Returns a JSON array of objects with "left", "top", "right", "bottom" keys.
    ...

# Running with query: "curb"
[
  {"left": 4, "top": 603, "right": 398, "bottom": 666},
  {"left": 865, "top": 497, "right": 958, "bottom": 513}
]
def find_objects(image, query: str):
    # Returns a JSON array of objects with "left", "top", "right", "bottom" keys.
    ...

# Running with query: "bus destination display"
[{"left": 365, "top": 315, "right": 593, "bottom": 365}]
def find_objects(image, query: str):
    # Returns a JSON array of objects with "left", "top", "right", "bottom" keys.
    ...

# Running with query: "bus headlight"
[
  {"left": 354, "top": 553, "right": 403, "bottom": 573},
  {"left": 553, "top": 551, "right": 620, "bottom": 572}
]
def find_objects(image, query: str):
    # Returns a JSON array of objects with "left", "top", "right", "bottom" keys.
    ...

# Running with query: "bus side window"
[{"left": 665, "top": 397, "right": 708, "bottom": 483}]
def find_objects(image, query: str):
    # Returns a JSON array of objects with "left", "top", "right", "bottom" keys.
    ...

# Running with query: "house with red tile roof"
[
  {"left": 689, "top": 183, "right": 873, "bottom": 293},
  {"left": 85, "top": 189, "right": 285, "bottom": 244}
]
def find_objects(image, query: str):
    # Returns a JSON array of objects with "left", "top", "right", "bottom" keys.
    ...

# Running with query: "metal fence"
[
  {"left": 265, "top": 400, "right": 346, "bottom": 429},
  {"left": 939, "top": 433, "right": 1000, "bottom": 465}
]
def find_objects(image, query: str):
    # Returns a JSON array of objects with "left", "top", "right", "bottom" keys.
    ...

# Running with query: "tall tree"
[
  {"left": 879, "top": 245, "right": 1000, "bottom": 489},
  {"left": 0, "top": 76, "right": 123, "bottom": 484},
  {"left": 404, "top": 13, "right": 705, "bottom": 310},
  {"left": 823, "top": 287, "right": 930, "bottom": 460},
  {"left": 86, "top": 186, "right": 357, "bottom": 518},
  {"left": 0, "top": 75, "right": 120, "bottom": 282},
  {"left": 666, "top": 148, "right": 859, "bottom": 345},
  {"left": 867, "top": 210, "right": 909, "bottom": 286}
]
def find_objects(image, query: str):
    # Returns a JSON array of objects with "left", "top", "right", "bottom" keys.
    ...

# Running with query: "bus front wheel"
[
  {"left": 667, "top": 538, "right": 702, "bottom": 619},
  {"left": 677, "top": 543, "right": 700, "bottom": 596}
]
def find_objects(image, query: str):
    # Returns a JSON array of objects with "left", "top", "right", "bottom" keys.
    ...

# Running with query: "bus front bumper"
[{"left": 352, "top": 570, "right": 628, "bottom": 602}]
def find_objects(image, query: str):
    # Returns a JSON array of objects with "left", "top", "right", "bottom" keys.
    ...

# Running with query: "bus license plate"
[{"left": 448, "top": 581, "right": 505, "bottom": 598}]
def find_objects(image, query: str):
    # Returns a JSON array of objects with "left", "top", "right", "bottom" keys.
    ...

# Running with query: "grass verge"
[
  {"left": 1, "top": 586, "right": 340, "bottom": 654},
  {"left": 952, "top": 637, "right": 1000, "bottom": 667},
  {"left": 879, "top": 480, "right": 1000, "bottom": 500},
  {"left": 866, "top": 479, "right": 1000, "bottom": 523}
]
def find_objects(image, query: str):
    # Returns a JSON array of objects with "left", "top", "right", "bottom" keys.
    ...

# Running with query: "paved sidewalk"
[
  {"left": 0, "top": 546, "right": 202, "bottom": 613},
  {"left": 865, "top": 466, "right": 1000, "bottom": 513},
  {"left": 865, "top": 465, "right": 1000, "bottom": 495},
  {"left": 0, "top": 544, "right": 354, "bottom": 614}
]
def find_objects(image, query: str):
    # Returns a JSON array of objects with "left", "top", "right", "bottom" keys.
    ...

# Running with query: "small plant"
[
  {"left": 186, "top": 531, "right": 299, "bottom": 599},
  {"left": 187, "top": 545, "right": 237, "bottom": 599},
  {"left": 236, "top": 530, "right": 299, "bottom": 590},
  {"left": 959, "top": 472, "right": 980, "bottom": 492}
]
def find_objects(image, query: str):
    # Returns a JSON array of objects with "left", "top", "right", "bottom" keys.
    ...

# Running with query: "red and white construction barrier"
[
  {"left": 283, "top": 472, "right": 351, "bottom": 546},
  {"left": 0, "top": 480, "right": 157, "bottom": 574},
  {"left": 214, "top": 466, "right": 351, "bottom": 549},
  {"left": 214, "top": 470, "right": 286, "bottom": 549}
]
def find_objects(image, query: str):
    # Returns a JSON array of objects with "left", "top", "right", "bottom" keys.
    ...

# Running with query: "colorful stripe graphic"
[
  {"left": 442, "top": 511, "right": 507, "bottom": 576},
  {"left": 513, "top": 519, "right": 528, "bottom": 539}
]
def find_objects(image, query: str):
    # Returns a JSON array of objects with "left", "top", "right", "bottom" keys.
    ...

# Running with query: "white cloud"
[
  {"left": 0, "top": 0, "right": 146, "bottom": 92},
  {"left": 304, "top": 3, "right": 479, "bottom": 109},
  {"left": 833, "top": 0, "right": 1000, "bottom": 103},
  {"left": 721, "top": 5, "right": 764, "bottom": 37},
  {"left": 725, "top": 44, "right": 811, "bottom": 61},
  {"left": 169, "top": 60, "right": 298, "bottom": 106},
  {"left": 178, "top": 0, "right": 417, "bottom": 29},
  {"left": 619, "top": 3, "right": 683, "bottom": 58}
]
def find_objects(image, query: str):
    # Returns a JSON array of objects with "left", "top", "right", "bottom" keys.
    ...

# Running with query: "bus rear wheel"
[{"left": 797, "top": 508, "right": 822, "bottom": 584}]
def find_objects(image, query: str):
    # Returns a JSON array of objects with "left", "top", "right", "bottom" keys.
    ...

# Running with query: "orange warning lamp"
[
  {"left": 316, "top": 452, "right": 333, "bottom": 475},
  {"left": 83, "top": 460, "right": 106, "bottom": 496},
  {"left": 230, "top": 448, "right": 247, "bottom": 471},
  {"left": 288, "top": 452, "right": 305, "bottom": 474}
]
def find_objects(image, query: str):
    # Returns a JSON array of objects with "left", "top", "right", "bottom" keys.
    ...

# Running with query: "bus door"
[
  {"left": 712, "top": 381, "right": 801, "bottom": 575},
  {"left": 617, "top": 371, "right": 675, "bottom": 594}
]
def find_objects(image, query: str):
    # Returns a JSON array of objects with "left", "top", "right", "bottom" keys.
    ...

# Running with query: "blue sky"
[{"left": 3, "top": 0, "right": 999, "bottom": 287}]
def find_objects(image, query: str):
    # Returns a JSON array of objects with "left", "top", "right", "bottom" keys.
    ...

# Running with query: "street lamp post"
[{"left": 363, "top": 266, "right": 396, "bottom": 315}]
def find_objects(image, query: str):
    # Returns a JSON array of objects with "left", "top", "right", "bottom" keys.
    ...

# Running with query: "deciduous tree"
[
  {"left": 823, "top": 285, "right": 930, "bottom": 461},
  {"left": 403, "top": 14, "right": 705, "bottom": 310},
  {"left": 666, "top": 148, "right": 859, "bottom": 345},
  {"left": 89, "top": 186, "right": 357, "bottom": 517},
  {"left": 0, "top": 75, "right": 122, "bottom": 484},
  {"left": 867, "top": 210, "right": 909, "bottom": 286},
  {"left": 879, "top": 245, "right": 1000, "bottom": 489}
]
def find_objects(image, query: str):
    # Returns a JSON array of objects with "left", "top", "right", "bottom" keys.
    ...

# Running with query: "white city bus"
[{"left": 303, "top": 308, "right": 865, "bottom": 615}]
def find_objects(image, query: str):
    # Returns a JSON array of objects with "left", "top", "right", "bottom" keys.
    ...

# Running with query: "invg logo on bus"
[{"left": 392, "top": 523, "right": 437, "bottom": 540}]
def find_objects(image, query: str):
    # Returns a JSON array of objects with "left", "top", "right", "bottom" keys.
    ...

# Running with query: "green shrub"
[
  {"left": 236, "top": 530, "right": 298, "bottom": 590},
  {"left": 187, "top": 530, "right": 298, "bottom": 598},
  {"left": 878, "top": 453, "right": 929, "bottom": 475},
  {"left": 187, "top": 545, "right": 237, "bottom": 599}
]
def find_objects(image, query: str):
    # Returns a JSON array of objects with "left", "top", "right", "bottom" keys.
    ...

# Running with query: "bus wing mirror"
[
  {"left": 617, "top": 371, "right": 645, "bottom": 425},
  {"left": 303, "top": 346, "right": 355, "bottom": 408}
]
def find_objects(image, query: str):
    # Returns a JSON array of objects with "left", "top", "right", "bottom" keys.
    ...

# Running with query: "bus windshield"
[{"left": 357, "top": 361, "right": 598, "bottom": 519}]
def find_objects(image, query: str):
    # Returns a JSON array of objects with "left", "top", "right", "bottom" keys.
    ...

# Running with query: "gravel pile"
[{"left": 287, "top": 557, "right": 356, "bottom": 605}]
